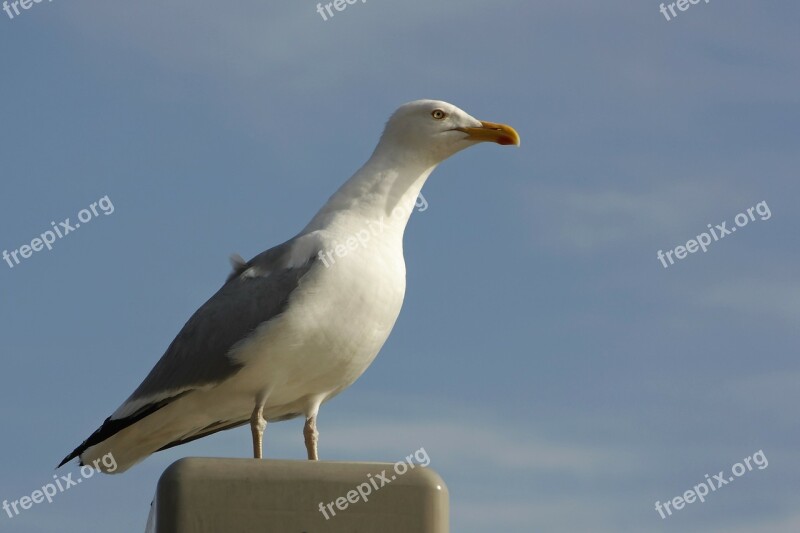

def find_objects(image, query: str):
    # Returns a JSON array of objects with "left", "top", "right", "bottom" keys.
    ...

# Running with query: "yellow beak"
[{"left": 454, "top": 120, "right": 521, "bottom": 146}]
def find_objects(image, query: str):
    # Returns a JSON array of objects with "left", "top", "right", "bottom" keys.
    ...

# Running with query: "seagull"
[{"left": 59, "top": 99, "right": 520, "bottom": 473}]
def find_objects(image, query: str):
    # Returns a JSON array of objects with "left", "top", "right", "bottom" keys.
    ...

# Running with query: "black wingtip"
[
  {"left": 57, "top": 394, "right": 188, "bottom": 471},
  {"left": 57, "top": 448, "right": 81, "bottom": 469},
  {"left": 58, "top": 436, "right": 93, "bottom": 469},
  {"left": 56, "top": 416, "right": 118, "bottom": 471}
]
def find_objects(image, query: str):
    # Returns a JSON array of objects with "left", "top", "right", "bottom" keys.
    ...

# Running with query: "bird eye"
[{"left": 431, "top": 109, "right": 447, "bottom": 120}]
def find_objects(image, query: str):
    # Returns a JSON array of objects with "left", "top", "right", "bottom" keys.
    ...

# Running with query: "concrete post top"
[{"left": 147, "top": 458, "right": 449, "bottom": 533}]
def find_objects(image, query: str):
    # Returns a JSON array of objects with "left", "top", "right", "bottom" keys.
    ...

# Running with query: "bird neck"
[{"left": 303, "top": 147, "right": 437, "bottom": 238}]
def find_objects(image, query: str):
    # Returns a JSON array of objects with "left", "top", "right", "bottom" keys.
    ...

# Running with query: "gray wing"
[
  {"left": 128, "top": 238, "right": 317, "bottom": 401},
  {"left": 59, "top": 236, "right": 318, "bottom": 467}
]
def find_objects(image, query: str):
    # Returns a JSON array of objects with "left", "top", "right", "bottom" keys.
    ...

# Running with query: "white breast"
[{"left": 229, "top": 215, "right": 407, "bottom": 414}]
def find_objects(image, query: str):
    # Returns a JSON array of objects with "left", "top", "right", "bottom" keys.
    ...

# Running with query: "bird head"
[{"left": 376, "top": 99, "right": 520, "bottom": 165}]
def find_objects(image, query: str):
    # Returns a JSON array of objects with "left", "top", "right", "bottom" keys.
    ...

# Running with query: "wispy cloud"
[
  {"left": 696, "top": 278, "right": 800, "bottom": 323},
  {"left": 318, "top": 418, "right": 637, "bottom": 474},
  {"left": 523, "top": 179, "right": 752, "bottom": 253},
  {"left": 706, "top": 512, "right": 800, "bottom": 533}
]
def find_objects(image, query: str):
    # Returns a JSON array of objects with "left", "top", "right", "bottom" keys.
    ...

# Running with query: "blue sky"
[{"left": 1, "top": 1, "right": 798, "bottom": 531}]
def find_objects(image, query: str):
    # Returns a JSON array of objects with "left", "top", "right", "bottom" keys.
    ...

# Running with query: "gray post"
[{"left": 146, "top": 458, "right": 449, "bottom": 532}]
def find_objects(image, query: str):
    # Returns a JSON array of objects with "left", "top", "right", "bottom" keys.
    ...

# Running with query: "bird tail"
[{"left": 59, "top": 390, "right": 245, "bottom": 474}]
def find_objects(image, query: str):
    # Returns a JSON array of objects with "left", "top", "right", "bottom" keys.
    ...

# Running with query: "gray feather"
[{"left": 128, "top": 237, "right": 317, "bottom": 402}]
